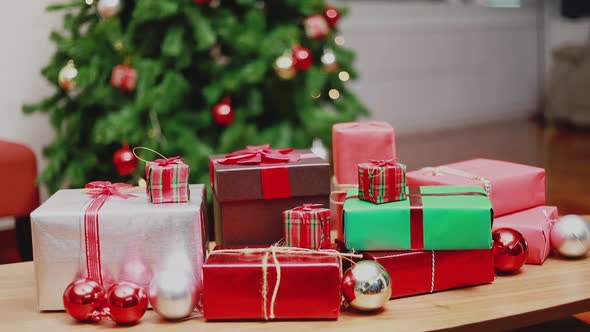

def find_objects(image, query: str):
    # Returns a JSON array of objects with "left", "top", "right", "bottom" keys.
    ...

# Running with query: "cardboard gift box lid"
[
  {"left": 209, "top": 149, "right": 330, "bottom": 202},
  {"left": 344, "top": 186, "right": 493, "bottom": 251}
]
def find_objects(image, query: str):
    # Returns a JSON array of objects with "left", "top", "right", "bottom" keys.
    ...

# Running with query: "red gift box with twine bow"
[
  {"left": 209, "top": 145, "right": 330, "bottom": 245},
  {"left": 358, "top": 159, "right": 406, "bottom": 204},
  {"left": 203, "top": 246, "right": 343, "bottom": 320},
  {"left": 283, "top": 204, "right": 331, "bottom": 249}
]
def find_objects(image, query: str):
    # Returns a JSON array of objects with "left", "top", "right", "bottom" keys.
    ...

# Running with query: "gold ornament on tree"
[
  {"left": 274, "top": 51, "right": 297, "bottom": 80},
  {"left": 321, "top": 48, "right": 338, "bottom": 73},
  {"left": 58, "top": 60, "right": 78, "bottom": 91},
  {"left": 97, "top": 0, "right": 122, "bottom": 18}
]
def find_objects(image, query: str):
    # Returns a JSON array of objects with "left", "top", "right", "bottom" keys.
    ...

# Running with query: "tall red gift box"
[
  {"left": 332, "top": 122, "right": 397, "bottom": 186},
  {"left": 203, "top": 247, "right": 342, "bottom": 320},
  {"left": 363, "top": 249, "right": 494, "bottom": 299}
]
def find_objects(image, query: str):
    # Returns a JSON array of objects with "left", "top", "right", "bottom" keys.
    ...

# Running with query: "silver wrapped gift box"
[{"left": 31, "top": 184, "right": 207, "bottom": 311}]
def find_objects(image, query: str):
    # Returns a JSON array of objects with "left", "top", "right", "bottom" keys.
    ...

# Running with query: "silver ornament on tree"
[
  {"left": 551, "top": 214, "right": 590, "bottom": 258},
  {"left": 58, "top": 60, "right": 78, "bottom": 91},
  {"left": 97, "top": 0, "right": 122, "bottom": 18},
  {"left": 342, "top": 260, "right": 391, "bottom": 312},
  {"left": 149, "top": 270, "right": 198, "bottom": 320}
]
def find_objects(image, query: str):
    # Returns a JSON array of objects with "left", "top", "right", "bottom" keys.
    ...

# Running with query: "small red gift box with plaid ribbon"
[
  {"left": 283, "top": 204, "right": 331, "bottom": 249},
  {"left": 358, "top": 159, "right": 407, "bottom": 204},
  {"left": 146, "top": 156, "right": 190, "bottom": 204}
]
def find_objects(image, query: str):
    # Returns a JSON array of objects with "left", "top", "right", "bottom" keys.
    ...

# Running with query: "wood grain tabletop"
[{"left": 0, "top": 218, "right": 589, "bottom": 332}]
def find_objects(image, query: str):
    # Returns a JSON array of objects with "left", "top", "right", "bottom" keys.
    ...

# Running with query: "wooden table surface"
[{"left": 1, "top": 223, "right": 590, "bottom": 331}]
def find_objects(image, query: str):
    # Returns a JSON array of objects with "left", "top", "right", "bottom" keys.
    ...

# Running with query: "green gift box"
[{"left": 343, "top": 186, "right": 493, "bottom": 250}]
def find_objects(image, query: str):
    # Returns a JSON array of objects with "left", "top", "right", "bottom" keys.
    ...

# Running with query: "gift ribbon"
[
  {"left": 209, "top": 246, "right": 361, "bottom": 320},
  {"left": 83, "top": 181, "right": 137, "bottom": 284},
  {"left": 287, "top": 204, "right": 330, "bottom": 249},
  {"left": 212, "top": 145, "right": 317, "bottom": 200},
  {"left": 421, "top": 166, "right": 492, "bottom": 197},
  {"left": 541, "top": 208, "right": 558, "bottom": 261}
]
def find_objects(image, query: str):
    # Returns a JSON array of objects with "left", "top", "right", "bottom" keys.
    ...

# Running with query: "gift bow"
[
  {"left": 217, "top": 144, "right": 301, "bottom": 165},
  {"left": 85, "top": 181, "right": 137, "bottom": 199},
  {"left": 152, "top": 156, "right": 184, "bottom": 166},
  {"left": 369, "top": 159, "right": 397, "bottom": 167}
]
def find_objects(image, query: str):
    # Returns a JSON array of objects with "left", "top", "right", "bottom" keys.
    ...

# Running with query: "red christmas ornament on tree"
[
  {"left": 194, "top": 0, "right": 210, "bottom": 4},
  {"left": 493, "top": 228, "right": 528, "bottom": 274},
  {"left": 292, "top": 45, "right": 313, "bottom": 70},
  {"left": 212, "top": 96, "right": 235, "bottom": 126},
  {"left": 324, "top": 6, "right": 341, "bottom": 28},
  {"left": 110, "top": 64, "right": 137, "bottom": 92},
  {"left": 105, "top": 281, "right": 148, "bottom": 324},
  {"left": 304, "top": 14, "right": 330, "bottom": 40},
  {"left": 113, "top": 143, "right": 137, "bottom": 176},
  {"left": 63, "top": 279, "right": 106, "bottom": 322}
]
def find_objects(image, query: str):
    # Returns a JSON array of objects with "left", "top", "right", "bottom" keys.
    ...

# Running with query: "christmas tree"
[{"left": 24, "top": 0, "right": 368, "bottom": 193}]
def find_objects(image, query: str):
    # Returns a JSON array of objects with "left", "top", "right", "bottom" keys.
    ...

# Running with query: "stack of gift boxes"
[{"left": 30, "top": 121, "right": 557, "bottom": 323}]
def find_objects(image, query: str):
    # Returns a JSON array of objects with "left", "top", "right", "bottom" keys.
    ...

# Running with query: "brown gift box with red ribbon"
[{"left": 209, "top": 145, "right": 330, "bottom": 245}]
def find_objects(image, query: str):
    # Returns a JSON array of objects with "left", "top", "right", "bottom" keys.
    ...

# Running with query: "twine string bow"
[
  {"left": 132, "top": 146, "right": 184, "bottom": 166},
  {"left": 217, "top": 144, "right": 300, "bottom": 165},
  {"left": 422, "top": 166, "right": 492, "bottom": 197}
]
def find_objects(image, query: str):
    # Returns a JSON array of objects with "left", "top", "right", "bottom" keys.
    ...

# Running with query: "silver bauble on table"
[
  {"left": 342, "top": 260, "right": 392, "bottom": 312},
  {"left": 148, "top": 270, "right": 198, "bottom": 320},
  {"left": 97, "top": 0, "right": 122, "bottom": 18},
  {"left": 551, "top": 214, "right": 590, "bottom": 258}
]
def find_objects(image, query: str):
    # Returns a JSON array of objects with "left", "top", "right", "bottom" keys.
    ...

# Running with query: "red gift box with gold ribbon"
[{"left": 209, "top": 145, "right": 330, "bottom": 245}]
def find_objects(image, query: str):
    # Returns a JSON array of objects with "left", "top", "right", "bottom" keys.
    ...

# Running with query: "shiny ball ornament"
[
  {"left": 194, "top": 0, "right": 211, "bottom": 4},
  {"left": 105, "top": 281, "right": 148, "bottom": 324},
  {"left": 292, "top": 45, "right": 313, "bottom": 71},
  {"left": 321, "top": 48, "right": 338, "bottom": 73},
  {"left": 97, "top": 0, "right": 122, "bottom": 18},
  {"left": 342, "top": 261, "right": 392, "bottom": 311},
  {"left": 324, "top": 6, "right": 341, "bottom": 28},
  {"left": 492, "top": 228, "right": 528, "bottom": 273},
  {"left": 212, "top": 96, "right": 234, "bottom": 126},
  {"left": 63, "top": 278, "right": 105, "bottom": 322},
  {"left": 113, "top": 143, "right": 137, "bottom": 176},
  {"left": 274, "top": 52, "right": 297, "bottom": 80},
  {"left": 551, "top": 215, "right": 590, "bottom": 258},
  {"left": 304, "top": 14, "right": 330, "bottom": 40},
  {"left": 58, "top": 60, "right": 78, "bottom": 91},
  {"left": 149, "top": 270, "right": 198, "bottom": 320},
  {"left": 110, "top": 64, "right": 137, "bottom": 92}
]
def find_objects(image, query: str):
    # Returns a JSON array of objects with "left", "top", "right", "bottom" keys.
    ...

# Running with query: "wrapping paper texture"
[
  {"left": 146, "top": 159, "right": 190, "bottom": 204},
  {"left": 203, "top": 247, "right": 342, "bottom": 320},
  {"left": 31, "top": 185, "right": 207, "bottom": 311},
  {"left": 344, "top": 186, "right": 493, "bottom": 250},
  {"left": 329, "top": 176, "right": 357, "bottom": 242},
  {"left": 363, "top": 249, "right": 494, "bottom": 298},
  {"left": 406, "top": 158, "right": 545, "bottom": 217},
  {"left": 358, "top": 161, "right": 406, "bottom": 203},
  {"left": 493, "top": 206, "right": 557, "bottom": 265},
  {"left": 332, "top": 122, "right": 396, "bottom": 185},
  {"left": 283, "top": 205, "right": 331, "bottom": 249}
]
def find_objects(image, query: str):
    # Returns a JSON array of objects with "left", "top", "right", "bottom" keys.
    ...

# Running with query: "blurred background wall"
[{"left": 1, "top": 1, "right": 588, "bottom": 171}]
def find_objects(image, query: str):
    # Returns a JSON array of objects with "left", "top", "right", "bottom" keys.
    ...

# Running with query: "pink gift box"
[
  {"left": 332, "top": 122, "right": 396, "bottom": 186},
  {"left": 493, "top": 206, "right": 557, "bottom": 265},
  {"left": 406, "top": 158, "right": 545, "bottom": 217}
]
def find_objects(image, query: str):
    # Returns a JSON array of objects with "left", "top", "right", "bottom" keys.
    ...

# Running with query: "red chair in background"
[{"left": 0, "top": 141, "right": 39, "bottom": 263}]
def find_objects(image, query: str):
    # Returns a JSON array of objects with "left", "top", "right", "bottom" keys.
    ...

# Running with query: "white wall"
[
  {"left": 341, "top": 1, "right": 541, "bottom": 134},
  {"left": 0, "top": 1, "right": 542, "bottom": 171},
  {"left": 0, "top": 1, "right": 57, "bottom": 170}
]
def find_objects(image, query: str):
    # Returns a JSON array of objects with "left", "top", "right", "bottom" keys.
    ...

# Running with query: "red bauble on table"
[
  {"left": 212, "top": 96, "right": 235, "bottom": 126},
  {"left": 324, "top": 6, "right": 341, "bottom": 28},
  {"left": 492, "top": 228, "right": 528, "bottom": 274},
  {"left": 292, "top": 45, "right": 313, "bottom": 70},
  {"left": 113, "top": 143, "right": 138, "bottom": 176},
  {"left": 105, "top": 281, "right": 148, "bottom": 324},
  {"left": 110, "top": 64, "right": 137, "bottom": 92},
  {"left": 63, "top": 278, "right": 105, "bottom": 322}
]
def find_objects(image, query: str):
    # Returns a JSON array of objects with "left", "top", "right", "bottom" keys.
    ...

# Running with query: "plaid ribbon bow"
[
  {"left": 217, "top": 144, "right": 301, "bottom": 165},
  {"left": 369, "top": 159, "right": 397, "bottom": 167},
  {"left": 152, "top": 156, "right": 184, "bottom": 166}
]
